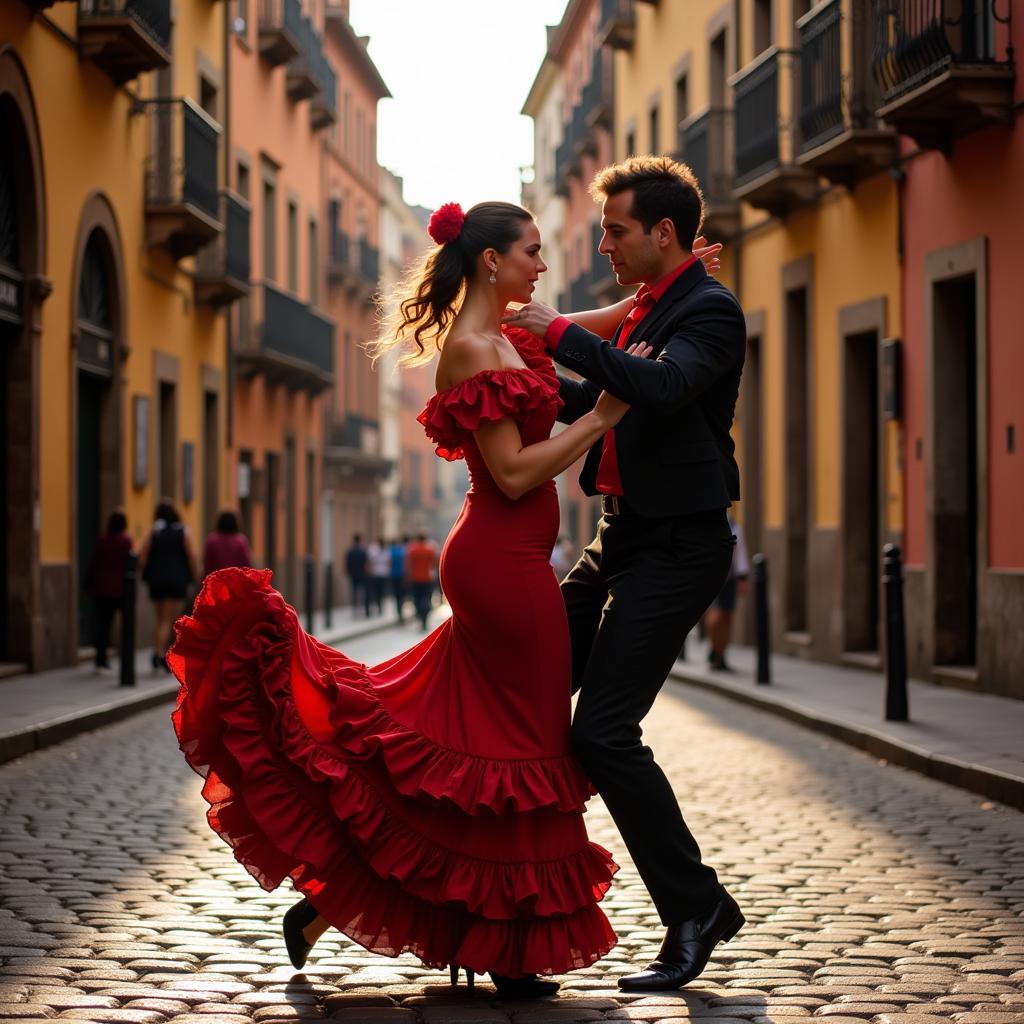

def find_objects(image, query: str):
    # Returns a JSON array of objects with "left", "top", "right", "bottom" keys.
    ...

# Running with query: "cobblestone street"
[{"left": 1, "top": 624, "right": 1022, "bottom": 1024}]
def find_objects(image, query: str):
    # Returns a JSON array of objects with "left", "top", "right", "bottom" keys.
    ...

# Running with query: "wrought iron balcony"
[
  {"left": 599, "top": 0, "right": 636, "bottom": 50},
  {"left": 77, "top": 0, "right": 171, "bottom": 84},
  {"left": 569, "top": 274, "right": 592, "bottom": 314},
  {"left": 794, "top": 0, "right": 896, "bottom": 185},
  {"left": 195, "top": 191, "right": 251, "bottom": 308},
  {"left": 732, "top": 48, "right": 819, "bottom": 218},
  {"left": 258, "top": 0, "right": 302, "bottom": 67},
  {"left": 144, "top": 98, "right": 223, "bottom": 260},
  {"left": 581, "top": 49, "right": 613, "bottom": 130},
  {"left": 589, "top": 221, "right": 618, "bottom": 299},
  {"left": 872, "top": 0, "right": 1015, "bottom": 151},
  {"left": 236, "top": 281, "right": 334, "bottom": 393},
  {"left": 679, "top": 108, "right": 740, "bottom": 239},
  {"left": 326, "top": 414, "right": 391, "bottom": 476},
  {"left": 327, "top": 219, "right": 378, "bottom": 300},
  {"left": 310, "top": 50, "right": 338, "bottom": 130},
  {"left": 554, "top": 137, "right": 574, "bottom": 197},
  {"left": 287, "top": 15, "right": 320, "bottom": 102},
  {"left": 359, "top": 238, "right": 380, "bottom": 288}
]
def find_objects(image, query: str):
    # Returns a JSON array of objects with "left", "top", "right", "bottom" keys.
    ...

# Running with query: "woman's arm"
[{"left": 563, "top": 296, "right": 634, "bottom": 340}]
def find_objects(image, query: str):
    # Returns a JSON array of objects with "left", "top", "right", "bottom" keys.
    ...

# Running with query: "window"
[
  {"left": 675, "top": 73, "right": 689, "bottom": 152},
  {"left": 754, "top": 0, "right": 773, "bottom": 55},
  {"left": 649, "top": 103, "right": 660, "bottom": 154},
  {"left": 236, "top": 159, "right": 250, "bottom": 200},
  {"left": 262, "top": 162, "right": 276, "bottom": 282},
  {"left": 343, "top": 93, "right": 351, "bottom": 154},
  {"left": 199, "top": 75, "right": 218, "bottom": 120},
  {"left": 625, "top": 128, "right": 636, "bottom": 158},
  {"left": 308, "top": 218, "right": 319, "bottom": 306},
  {"left": 287, "top": 199, "right": 298, "bottom": 293},
  {"left": 710, "top": 31, "right": 728, "bottom": 108}
]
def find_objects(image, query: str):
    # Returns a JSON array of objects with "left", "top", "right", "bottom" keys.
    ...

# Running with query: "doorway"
[
  {"left": 784, "top": 284, "right": 810, "bottom": 634},
  {"left": 842, "top": 329, "right": 881, "bottom": 653},
  {"left": 932, "top": 275, "right": 979, "bottom": 667}
]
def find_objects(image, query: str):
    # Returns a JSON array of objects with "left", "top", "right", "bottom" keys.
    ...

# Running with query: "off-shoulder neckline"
[{"left": 431, "top": 364, "right": 549, "bottom": 400}]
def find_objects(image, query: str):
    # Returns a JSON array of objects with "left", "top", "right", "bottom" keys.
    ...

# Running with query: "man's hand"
[
  {"left": 694, "top": 235, "right": 723, "bottom": 276},
  {"left": 502, "top": 299, "right": 560, "bottom": 339}
]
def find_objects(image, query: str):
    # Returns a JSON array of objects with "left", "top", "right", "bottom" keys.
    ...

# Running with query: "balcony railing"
[
  {"left": 581, "top": 49, "right": 613, "bottom": 129},
  {"left": 599, "top": 0, "right": 636, "bottom": 50},
  {"left": 732, "top": 48, "right": 818, "bottom": 217},
  {"left": 326, "top": 414, "right": 391, "bottom": 476},
  {"left": 287, "top": 15, "right": 320, "bottom": 101},
  {"left": 310, "top": 50, "right": 338, "bottom": 129},
  {"left": 258, "top": 0, "right": 302, "bottom": 67},
  {"left": 871, "top": 0, "right": 1014, "bottom": 149},
  {"left": 359, "top": 238, "right": 380, "bottom": 286},
  {"left": 795, "top": 0, "right": 896, "bottom": 184},
  {"left": 78, "top": 0, "right": 171, "bottom": 83},
  {"left": 144, "top": 99, "right": 223, "bottom": 259},
  {"left": 327, "top": 221, "right": 378, "bottom": 300},
  {"left": 679, "top": 108, "right": 740, "bottom": 238},
  {"left": 195, "top": 191, "right": 250, "bottom": 307},
  {"left": 236, "top": 281, "right": 334, "bottom": 393},
  {"left": 569, "top": 274, "right": 592, "bottom": 313}
]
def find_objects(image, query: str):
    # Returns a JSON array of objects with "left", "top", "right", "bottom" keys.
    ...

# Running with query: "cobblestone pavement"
[{"left": 1, "top": 624, "right": 1022, "bottom": 1024}]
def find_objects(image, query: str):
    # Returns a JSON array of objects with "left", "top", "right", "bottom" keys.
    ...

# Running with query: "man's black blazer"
[{"left": 553, "top": 260, "right": 746, "bottom": 518}]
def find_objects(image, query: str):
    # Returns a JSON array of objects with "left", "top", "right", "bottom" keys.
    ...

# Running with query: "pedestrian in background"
[
  {"left": 367, "top": 536, "right": 390, "bottom": 616},
  {"left": 344, "top": 534, "right": 370, "bottom": 617},
  {"left": 549, "top": 534, "right": 574, "bottom": 579},
  {"left": 139, "top": 500, "right": 198, "bottom": 673},
  {"left": 389, "top": 536, "right": 408, "bottom": 623},
  {"left": 705, "top": 516, "right": 749, "bottom": 672},
  {"left": 203, "top": 510, "right": 252, "bottom": 577},
  {"left": 83, "top": 509, "right": 134, "bottom": 675},
  {"left": 405, "top": 533, "right": 437, "bottom": 630}
]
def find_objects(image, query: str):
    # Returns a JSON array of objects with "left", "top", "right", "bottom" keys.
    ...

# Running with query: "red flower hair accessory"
[{"left": 428, "top": 202, "right": 465, "bottom": 246}]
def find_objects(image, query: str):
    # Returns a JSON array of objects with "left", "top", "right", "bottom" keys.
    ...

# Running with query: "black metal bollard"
[
  {"left": 323, "top": 561, "right": 333, "bottom": 630},
  {"left": 882, "top": 543, "right": 909, "bottom": 721},
  {"left": 120, "top": 552, "right": 138, "bottom": 688},
  {"left": 752, "top": 553, "right": 771, "bottom": 685}
]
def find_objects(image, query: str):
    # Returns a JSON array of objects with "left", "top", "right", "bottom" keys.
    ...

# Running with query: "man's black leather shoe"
[{"left": 618, "top": 889, "right": 744, "bottom": 991}]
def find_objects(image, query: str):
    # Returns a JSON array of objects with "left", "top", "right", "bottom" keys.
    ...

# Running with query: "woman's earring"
[{"left": 488, "top": 267, "right": 497, "bottom": 285}]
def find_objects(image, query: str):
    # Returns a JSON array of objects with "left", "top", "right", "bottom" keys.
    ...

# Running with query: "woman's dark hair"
[
  {"left": 590, "top": 155, "right": 704, "bottom": 250},
  {"left": 106, "top": 511, "right": 128, "bottom": 534},
  {"left": 216, "top": 510, "right": 240, "bottom": 534},
  {"left": 376, "top": 201, "right": 534, "bottom": 365},
  {"left": 154, "top": 499, "right": 179, "bottom": 525}
]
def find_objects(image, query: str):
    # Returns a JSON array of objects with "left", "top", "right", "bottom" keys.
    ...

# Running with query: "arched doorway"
[
  {"left": 0, "top": 46, "right": 46, "bottom": 670},
  {"left": 70, "top": 199, "right": 125, "bottom": 653}
]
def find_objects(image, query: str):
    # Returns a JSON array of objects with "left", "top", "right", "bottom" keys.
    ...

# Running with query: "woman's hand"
[
  {"left": 694, "top": 235, "right": 723, "bottom": 276},
  {"left": 592, "top": 341, "right": 652, "bottom": 427}
]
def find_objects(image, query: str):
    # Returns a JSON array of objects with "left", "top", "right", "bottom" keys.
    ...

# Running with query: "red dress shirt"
[{"left": 546, "top": 256, "right": 697, "bottom": 495}]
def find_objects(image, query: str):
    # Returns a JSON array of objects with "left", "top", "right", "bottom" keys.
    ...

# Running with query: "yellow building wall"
[{"left": 13, "top": 1, "right": 229, "bottom": 560}]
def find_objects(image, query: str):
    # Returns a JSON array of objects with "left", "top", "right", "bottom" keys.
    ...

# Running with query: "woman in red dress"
[{"left": 169, "top": 201, "right": 650, "bottom": 999}]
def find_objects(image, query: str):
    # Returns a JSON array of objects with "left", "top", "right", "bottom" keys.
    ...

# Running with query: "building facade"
[
  {"left": 884, "top": 3, "right": 1022, "bottom": 696},
  {"left": 320, "top": 4, "right": 391, "bottom": 598},
  {"left": 1, "top": 0, "right": 231, "bottom": 670},
  {"left": 227, "top": 0, "right": 338, "bottom": 608}
]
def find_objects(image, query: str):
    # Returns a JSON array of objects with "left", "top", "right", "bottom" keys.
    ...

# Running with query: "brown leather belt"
[{"left": 600, "top": 494, "right": 632, "bottom": 516}]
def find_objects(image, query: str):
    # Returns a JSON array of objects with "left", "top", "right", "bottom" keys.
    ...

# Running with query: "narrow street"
[{"left": 1, "top": 622, "right": 1022, "bottom": 1023}]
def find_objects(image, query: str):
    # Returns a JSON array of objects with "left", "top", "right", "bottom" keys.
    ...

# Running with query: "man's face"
[{"left": 597, "top": 190, "right": 662, "bottom": 286}]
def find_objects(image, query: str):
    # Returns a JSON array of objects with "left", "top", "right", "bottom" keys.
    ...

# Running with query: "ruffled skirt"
[{"left": 169, "top": 567, "right": 617, "bottom": 976}]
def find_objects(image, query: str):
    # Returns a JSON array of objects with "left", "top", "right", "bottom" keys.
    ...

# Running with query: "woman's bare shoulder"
[{"left": 436, "top": 332, "right": 503, "bottom": 391}]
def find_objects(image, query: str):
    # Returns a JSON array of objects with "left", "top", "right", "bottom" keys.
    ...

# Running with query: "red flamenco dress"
[{"left": 169, "top": 327, "right": 617, "bottom": 978}]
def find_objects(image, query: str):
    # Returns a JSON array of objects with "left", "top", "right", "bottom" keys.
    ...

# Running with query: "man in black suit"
[{"left": 510, "top": 156, "right": 747, "bottom": 991}]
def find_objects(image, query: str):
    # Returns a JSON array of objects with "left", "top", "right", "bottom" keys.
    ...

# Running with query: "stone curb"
[
  {"left": 667, "top": 664, "right": 1024, "bottom": 811},
  {"left": 0, "top": 614, "right": 401, "bottom": 767}
]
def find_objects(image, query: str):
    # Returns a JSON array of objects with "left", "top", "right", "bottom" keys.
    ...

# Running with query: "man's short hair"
[{"left": 589, "top": 155, "right": 705, "bottom": 249}]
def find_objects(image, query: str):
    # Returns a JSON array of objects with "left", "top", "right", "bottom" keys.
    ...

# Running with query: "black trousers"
[
  {"left": 563, "top": 507, "right": 735, "bottom": 925},
  {"left": 411, "top": 581, "right": 433, "bottom": 627},
  {"left": 94, "top": 596, "right": 123, "bottom": 667},
  {"left": 392, "top": 578, "right": 407, "bottom": 621}
]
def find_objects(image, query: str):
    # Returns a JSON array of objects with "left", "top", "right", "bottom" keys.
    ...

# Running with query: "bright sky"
[{"left": 349, "top": 0, "right": 569, "bottom": 212}]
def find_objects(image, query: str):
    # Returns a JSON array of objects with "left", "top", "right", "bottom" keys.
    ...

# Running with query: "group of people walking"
[
  {"left": 344, "top": 533, "right": 439, "bottom": 629},
  {"left": 83, "top": 503, "right": 251, "bottom": 674}
]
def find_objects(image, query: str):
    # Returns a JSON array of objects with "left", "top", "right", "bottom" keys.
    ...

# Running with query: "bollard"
[
  {"left": 303, "top": 556, "right": 315, "bottom": 635},
  {"left": 120, "top": 551, "right": 138, "bottom": 688},
  {"left": 882, "top": 543, "right": 909, "bottom": 721},
  {"left": 323, "top": 560, "right": 333, "bottom": 630},
  {"left": 752, "top": 553, "right": 771, "bottom": 685}
]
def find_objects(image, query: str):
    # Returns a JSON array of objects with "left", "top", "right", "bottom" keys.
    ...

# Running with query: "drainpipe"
[{"left": 224, "top": 0, "right": 234, "bottom": 453}]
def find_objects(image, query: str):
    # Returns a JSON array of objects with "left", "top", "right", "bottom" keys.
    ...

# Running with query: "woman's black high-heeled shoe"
[
  {"left": 282, "top": 897, "right": 319, "bottom": 969},
  {"left": 449, "top": 963, "right": 475, "bottom": 992},
  {"left": 489, "top": 972, "right": 560, "bottom": 999}
]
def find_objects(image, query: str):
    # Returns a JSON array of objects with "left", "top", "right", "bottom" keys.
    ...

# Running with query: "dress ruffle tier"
[{"left": 170, "top": 567, "right": 617, "bottom": 977}]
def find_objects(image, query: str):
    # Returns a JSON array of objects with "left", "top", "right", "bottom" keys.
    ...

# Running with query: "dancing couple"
[{"left": 170, "top": 156, "right": 748, "bottom": 998}]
